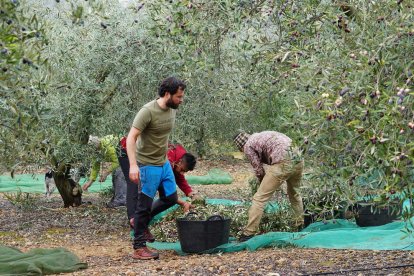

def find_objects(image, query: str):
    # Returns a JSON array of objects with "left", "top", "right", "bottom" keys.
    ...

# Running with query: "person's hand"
[
  {"left": 82, "top": 180, "right": 93, "bottom": 191},
  {"left": 129, "top": 164, "right": 140, "bottom": 184},
  {"left": 182, "top": 202, "right": 193, "bottom": 213}
]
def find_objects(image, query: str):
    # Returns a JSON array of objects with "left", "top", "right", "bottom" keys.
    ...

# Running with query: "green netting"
[
  {"left": 206, "top": 198, "right": 279, "bottom": 213},
  {"left": 0, "top": 168, "right": 233, "bottom": 194},
  {"left": 206, "top": 198, "right": 242, "bottom": 205},
  {"left": 147, "top": 198, "right": 414, "bottom": 254},
  {"left": 0, "top": 174, "right": 112, "bottom": 194},
  {"left": 356, "top": 169, "right": 414, "bottom": 187},
  {"left": 149, "top": 219, "right": 414, "bottom": 255},
  {"left": 185, "top": 169, "right": 233, "bottom": 185},
  {"left": 0, "top": 246, "right": 87, "bottom": 275}
]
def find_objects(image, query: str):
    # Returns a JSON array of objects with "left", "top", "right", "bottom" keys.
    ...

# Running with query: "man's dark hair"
[
  {"left": 158, "top": 77, "right": 186, "bottom": 97},
  {"left": 182, "top": 153, "right": 196, "bottom": 171}
]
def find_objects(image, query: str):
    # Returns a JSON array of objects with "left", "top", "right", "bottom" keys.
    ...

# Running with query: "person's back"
[
  {"left": 234, "top": 130, "right": 304, "bottom": 241},
  {"left": 244, "top": 131, "right": 292, "bottom": 178},
  {"left": 83, "top": 135, "right": 119, "bottom": 190},
  {"left": 167, "top": 144, "right": 196, "bottom": 197},
  {"left": 82, "top": 135, "right": 127, "bottom": 208}
]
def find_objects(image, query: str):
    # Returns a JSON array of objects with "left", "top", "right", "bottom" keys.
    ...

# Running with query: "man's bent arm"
[{"left": 126, "top": 127, "right": 141, "bottom": 184}]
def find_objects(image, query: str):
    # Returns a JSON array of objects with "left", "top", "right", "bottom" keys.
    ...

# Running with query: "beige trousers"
[{"left": 244, "top": 160, "right": 304, "bottom": 235}]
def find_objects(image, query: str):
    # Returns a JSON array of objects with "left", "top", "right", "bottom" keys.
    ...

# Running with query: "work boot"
[
  {"left": 132, "top": 246, "right": 159, "bottom": 260},
  {"left": 144, "top": 229, "right": 155, "bottom": 243},
  {"left": 239, "top": 233, "right": 255, "bottom": 242}
]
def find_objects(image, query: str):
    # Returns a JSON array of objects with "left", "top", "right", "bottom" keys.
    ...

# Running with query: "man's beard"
[{"left": 166, "top": 98, "right": 179, "bottom": 109}]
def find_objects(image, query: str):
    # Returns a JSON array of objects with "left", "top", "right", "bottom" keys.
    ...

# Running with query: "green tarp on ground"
[
  {"left": 0, "top": 168, "right": 233, "bottom": 194},
  {"left": 0, "top": 174, "right": 112, "bottom": 194},
  {"left": 185, "top": 169, "right": 233, "bottom": 185},
  {"left": 0, "top": 246, "right": 87, "bottom": 275},
  {"left": 148, "top": 219, "right": 414, "bottom": 255},
  {"left": 148, "top": 198, "right": 414, "bottom": 254}
]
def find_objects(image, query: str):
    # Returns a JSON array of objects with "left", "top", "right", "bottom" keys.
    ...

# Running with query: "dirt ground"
[{"left": 1, "top": 158, "right": 414, "bottom": 275}]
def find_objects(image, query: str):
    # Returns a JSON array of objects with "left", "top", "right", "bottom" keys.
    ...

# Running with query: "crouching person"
[
  {"left": 82, "top": 135, "right": 127, "bottom": 208},
  {"left": 234, "top": 131, "right": 304, "bottom": 242}
]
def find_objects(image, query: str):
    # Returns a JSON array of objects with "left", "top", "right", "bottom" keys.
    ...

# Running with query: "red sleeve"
[{"left": 174, "top": 170, "right": 193, "bottom": 196}]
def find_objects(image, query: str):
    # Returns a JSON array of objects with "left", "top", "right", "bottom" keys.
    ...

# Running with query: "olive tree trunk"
[{"left": 53, "top": 164, "right": 83, "bottom": 207}]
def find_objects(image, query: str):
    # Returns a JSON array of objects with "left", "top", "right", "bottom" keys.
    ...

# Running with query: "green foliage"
[
  {"left": 3, "top": 190, "right": 39, "bottom": 209},
  {"left": 248, "top": 176, "right": 260, "bottom": 196},
  {"left": 0, "top": 0, "right": 48, "bottom": 172},
  {"left": 302, "top": 184, "right": 353, "bottom": 222},
  {"left": 291, "top": 1, "right": 414, "bottom": 205},
  {"left": 152, "top": 200, "right": 298, "bottom": 242},
  {"left": 1, "top": 0, "right": 414, "bottom": 216},
  {"left": 99, "top": 186, "right": 114, "bottom": 200}
]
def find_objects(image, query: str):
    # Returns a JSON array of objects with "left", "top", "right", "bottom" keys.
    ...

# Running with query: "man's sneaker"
[
  {"left": 132, "top": 247, "right": 159, "bottom": 260},
  {"left": 144, "top": 229, "right": 155, "bottom": 243},
  {"left": 239, "top": 234, "right": 255, "bottom": 242}
]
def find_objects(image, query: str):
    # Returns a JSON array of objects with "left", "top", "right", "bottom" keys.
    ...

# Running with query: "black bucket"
[
  {"left": 176, "top": 213, "right": 231, "bottom": 253},
  {"left": 355, "top": 202, "right": 400, "bottom": 227}
]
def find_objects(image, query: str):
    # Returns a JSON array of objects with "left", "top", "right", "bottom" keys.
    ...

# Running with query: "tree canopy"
[{"left": 1, "top": 0, "right": 413, "bottom": 210}]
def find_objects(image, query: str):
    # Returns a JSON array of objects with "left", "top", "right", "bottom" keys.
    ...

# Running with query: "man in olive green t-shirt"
[{"left": 126, "top": 76, "right": 186, "bottom": 260}]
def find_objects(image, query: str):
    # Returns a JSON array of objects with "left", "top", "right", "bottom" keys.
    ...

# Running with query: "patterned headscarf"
[{"left": 233, "top": 132, "right": 251, "bottom": 152}]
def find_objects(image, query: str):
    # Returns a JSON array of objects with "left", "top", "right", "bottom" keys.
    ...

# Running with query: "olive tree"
[{"left": 244, "top": 0, "right": 414, "bottom": 216}]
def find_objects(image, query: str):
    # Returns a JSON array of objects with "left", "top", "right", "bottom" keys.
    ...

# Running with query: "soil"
[{"left": 1, "top": 158, "right": 414, "bottom": 275}]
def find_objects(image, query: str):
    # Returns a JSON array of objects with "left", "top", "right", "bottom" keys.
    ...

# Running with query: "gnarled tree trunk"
[{"left": 53, "top": 164, "right": 83, "bottom": 207}]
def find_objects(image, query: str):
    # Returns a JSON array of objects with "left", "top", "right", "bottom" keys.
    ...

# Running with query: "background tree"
[{"left": 1, "top": 0, "right": 413, "bottom": 212}]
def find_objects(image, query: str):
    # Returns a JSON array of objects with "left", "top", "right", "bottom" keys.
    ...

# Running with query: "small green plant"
[
  {"left": 3, "top": 190, "right": 38, "bottom": 209},
  {"left": 248, "top": 177, "right": 260, "bottom": 197},
  {"left": 259, "top": 202, "right": 299, "bottom": 233},
  {"left": 99, "top": 186, "right": 114, "bottom": 200}
]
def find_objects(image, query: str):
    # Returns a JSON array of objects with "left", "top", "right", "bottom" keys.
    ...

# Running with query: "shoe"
[
  {"left": 106, "top": 202, "right": 126, "bottom": 208},
  {"left": 132, "top": 246, "right": 159, "bottom": 260},
  {"left": 144, "top": 229, "right": 155, "bottom": 243},
  {"left": 239, "top": 234, "right": 255, "bottom": 242}
]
